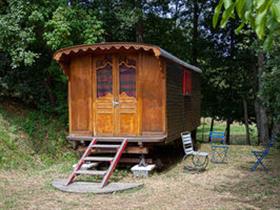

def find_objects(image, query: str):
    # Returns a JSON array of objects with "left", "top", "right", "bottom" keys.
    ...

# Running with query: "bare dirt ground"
[{"left": 1, "top": 144, "right": 280, "bottom": 210}]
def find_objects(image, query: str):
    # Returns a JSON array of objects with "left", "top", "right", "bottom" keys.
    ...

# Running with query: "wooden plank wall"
[
  {"left": 166, "top": 62, "right": 184, "bottom": 141},
  {"left": 184, "top": 71, "right": 201, "bottom": 131},
  {"left": 67, "top": 52, "right": 200, "bottom": 140},
  {"left": 166, "top": 61, "right": 201, "bottom": 142},
  {"left": 69, "top": 55, "right": 93, "bottom": 135},
  {"left": 141, "top": 53, "right": 165, "bottom": 134}
]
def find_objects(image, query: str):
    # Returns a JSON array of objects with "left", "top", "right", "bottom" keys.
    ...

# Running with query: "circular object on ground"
[{"left": 52, "top": 179, "right": 143, "bottom": 194}]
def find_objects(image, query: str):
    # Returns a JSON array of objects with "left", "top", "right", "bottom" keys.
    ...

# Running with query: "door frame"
[{"left": 92, "top": 53, "right": 141, "bottom": 136}]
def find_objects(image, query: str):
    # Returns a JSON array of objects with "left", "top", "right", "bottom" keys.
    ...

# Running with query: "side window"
[
  {"left": 96, "top": 56, "right": 113, "bottom": 98},
  {"left": 119, "top": 57, "right": 136, "bottom": 97},
  {"left": 183, "top": 70, "right": 192, "bottom": 96}
]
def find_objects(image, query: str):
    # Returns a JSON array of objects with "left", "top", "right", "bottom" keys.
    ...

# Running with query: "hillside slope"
[{"left": 0, "top": 101, "right": 75, "bottom": 169}]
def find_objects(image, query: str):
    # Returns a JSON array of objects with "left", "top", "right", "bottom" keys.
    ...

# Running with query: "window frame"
[{"left": 182, "top": 69, "right": 192, "bottom": 96}]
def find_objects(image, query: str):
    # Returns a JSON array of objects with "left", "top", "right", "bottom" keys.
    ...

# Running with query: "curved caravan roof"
[{"left": 53, "top": 42, "right": 202, "bottom": 73}]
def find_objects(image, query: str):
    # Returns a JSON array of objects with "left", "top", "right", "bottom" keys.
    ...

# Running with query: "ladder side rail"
[
  {"left": 65, "top": 138, "right": 97, "bottom": 185},
  {"left": 100, "top": 139, "right": 128, "bottom": 188}
]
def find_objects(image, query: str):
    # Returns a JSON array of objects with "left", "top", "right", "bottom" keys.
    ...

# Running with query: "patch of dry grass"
[{"left": 1, "top": 144, "right": 280, "bottom": 210}]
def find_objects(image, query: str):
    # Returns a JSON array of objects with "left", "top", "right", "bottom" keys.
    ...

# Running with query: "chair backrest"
[
  {"left": 263, "top": 147, "right": 270, "bottom": 156},
  {"left": 265, "top": 136, "right": 276, "bottom": 154},
  {"left": 254, "top": 136, "right": 275, "bottom": 157},
  {"left": 181, "top": 131, "right": 194, "bottom": 155},
  {"left": 209, "top": 131, "right": 225, "bottom": 144}
]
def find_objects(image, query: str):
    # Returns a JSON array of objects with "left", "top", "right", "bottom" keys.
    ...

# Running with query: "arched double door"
[{"left": 93, "top": 54, "right": 139, "bottom": 136}]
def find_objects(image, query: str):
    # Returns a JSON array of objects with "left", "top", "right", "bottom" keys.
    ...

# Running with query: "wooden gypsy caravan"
[{"left": 53, "top": 42, "right": 202, "bottom": 156}]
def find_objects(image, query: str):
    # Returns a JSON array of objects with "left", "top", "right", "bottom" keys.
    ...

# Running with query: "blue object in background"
[
  {"left": 209, "top": 131, "right": 229, "bottom": 163},
  {"left": 251, "top": 137, "right": 275, "bottom": 172}
]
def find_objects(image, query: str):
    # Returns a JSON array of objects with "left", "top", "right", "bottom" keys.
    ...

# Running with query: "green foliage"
[
  {"left": 0, "top": 0, "right": 103, "bottom": 117},
  {"left": 0, "top": 0, "right": 39, "bottom": 68},
  {"left": 0, "top": 0, "right": 103, "bottom": 67},
  {"left": 0, "top": 102, "right": 77, "bottom": 169},
  {"left": 0, "top": 0, "right": 194, "bottom": 120},
  {"left": 197, "top": 119, "right": 258, "bottom": 144},
  {"left": 213, "top": 0, "right": 280, "bottom": 49},
  {"left": 261, "top": 42, "right": 280, "bottom": 123},
  {"left": 44, "top": 6, "right": 103, "bottom": 50},
  {"left": 1, "top": 0, "right": 278, "bottom": 145},
  {"left": 0, "top": 59, "right": 69, "bottom": 121},
  {"left": 198, "top": 1, "right": 258, "bottom": 124}
]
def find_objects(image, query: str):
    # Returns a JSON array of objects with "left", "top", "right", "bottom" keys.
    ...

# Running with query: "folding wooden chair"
[
  {"left": 251, "top": 137, "right": 274, "bottom": 172},
  {"left": 209, "top": 131, "right": 229, "bottom": 163},
  {"left": 181, "top": 131, "right": 209, "bottom": 171}
]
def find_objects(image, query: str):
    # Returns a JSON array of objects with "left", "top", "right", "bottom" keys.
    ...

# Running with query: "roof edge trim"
[
  {"left": 159, "top": 49, "right": 202, "bottom": 73},
  {"left": 53, "top": 42, "right": 202, "bottom": 73}
]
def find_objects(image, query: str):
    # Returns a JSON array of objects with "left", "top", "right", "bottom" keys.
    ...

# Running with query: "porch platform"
[
  {"left": 52, "top": 179, "right": 143, "bottom": 194},
  {"left": 67, "top": 135, "right": 167, "bottom": 143}
]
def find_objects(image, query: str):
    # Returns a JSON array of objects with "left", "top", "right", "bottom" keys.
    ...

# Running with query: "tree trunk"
[
  {"left": 272, "top": 122, "right": 280, "bottom": 138},
  {"left": 135, "top": 1, "right": 144, "bottom": 42},
  {"left": 243, "top": 97, "right": 251, "bottom": 145},
  {"left": 254, "top": 101, "right": 261, "bottom": 145},
  {"left": 226, "top": 119, "right": 231, "bottom": 145},
  {"left": 192, "top": 0, "right": 199, "bottom": 65},
  {"left": 209, "top": 118, "right": 214, "bottom": 142},
  {"left": 136, "top": 21, "right": 144, "bottom": 42},
  {"left": 255, "top": 52, "right": 269, "bottom": 145},
  {"left": 254, "top": 102, "right": 271, "bottom": 145}
]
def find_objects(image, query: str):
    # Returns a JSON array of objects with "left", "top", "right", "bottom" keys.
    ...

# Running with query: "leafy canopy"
[
  {"left": 0, "top": 0, "right": 103, "bottom": 68},
  {"left": 213, "top": 0, "right": 280, "bottom": 49},
  {"left": 44, "top": 6, "right": 103, "bottom": 51}
]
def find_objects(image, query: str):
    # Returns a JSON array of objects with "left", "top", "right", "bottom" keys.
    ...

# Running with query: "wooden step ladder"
[{"left": 65, "top": 138, "right": 128, "bottom": 188}]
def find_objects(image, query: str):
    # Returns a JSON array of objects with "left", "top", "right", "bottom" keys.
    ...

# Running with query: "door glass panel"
[
  {"left": 96, "top": 56, "right": 112, "bottom": 98},
  {"left": 119, "top": 57, "right": 136, "bottom": 97}
]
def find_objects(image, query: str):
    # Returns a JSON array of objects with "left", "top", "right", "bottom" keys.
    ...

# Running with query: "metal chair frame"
[
  {"left": 181, "top": 131, "right": 209, "bottom": 171},
  {"left": 251, "top": 137, "right": 275, "bottom": 172},
  {"left": 209, "top": 131, "right": 229, "bottom": 163}
]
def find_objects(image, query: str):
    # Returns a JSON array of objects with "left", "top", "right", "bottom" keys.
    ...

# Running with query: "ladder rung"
[
  {"left": 83, "top": 157, "right": 114, "bottom": 162},
  {"left": 75, "top": 170, "right": 107, "bottom": 176},
  {"left": 91, "top": 144, "right": 120, "bottom": 149}
]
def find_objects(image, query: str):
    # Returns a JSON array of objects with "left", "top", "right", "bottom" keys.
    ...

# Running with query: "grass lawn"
[
  {"left": 0, "top": 102, "right": 279, "bottom": 210},
  {"left": 197, "top": 118, "right": 258, "bottom": 145},
  {"left": 1, "top": 145, "right": 280, "bottom": 210}
]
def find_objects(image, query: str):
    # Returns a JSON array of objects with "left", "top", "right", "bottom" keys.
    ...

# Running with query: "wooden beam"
[
  {"left": 119, "top": 158, "right": 153, "bottom": 164},
  {"left": 78, "top": 146, "right": 149, "bottom": 154}
]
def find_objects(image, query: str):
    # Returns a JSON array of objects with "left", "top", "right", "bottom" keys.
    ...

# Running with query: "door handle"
[{"left": 112, "top": 100, "right": 119, "bottom": 107}]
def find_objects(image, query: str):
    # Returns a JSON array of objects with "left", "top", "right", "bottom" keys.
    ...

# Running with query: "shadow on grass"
[
  {"left": 151, "top": 138, "right": 185, "bottom": 173},
  {"left": 211, "top": 150, "right": 280, "bottom": 209}
]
